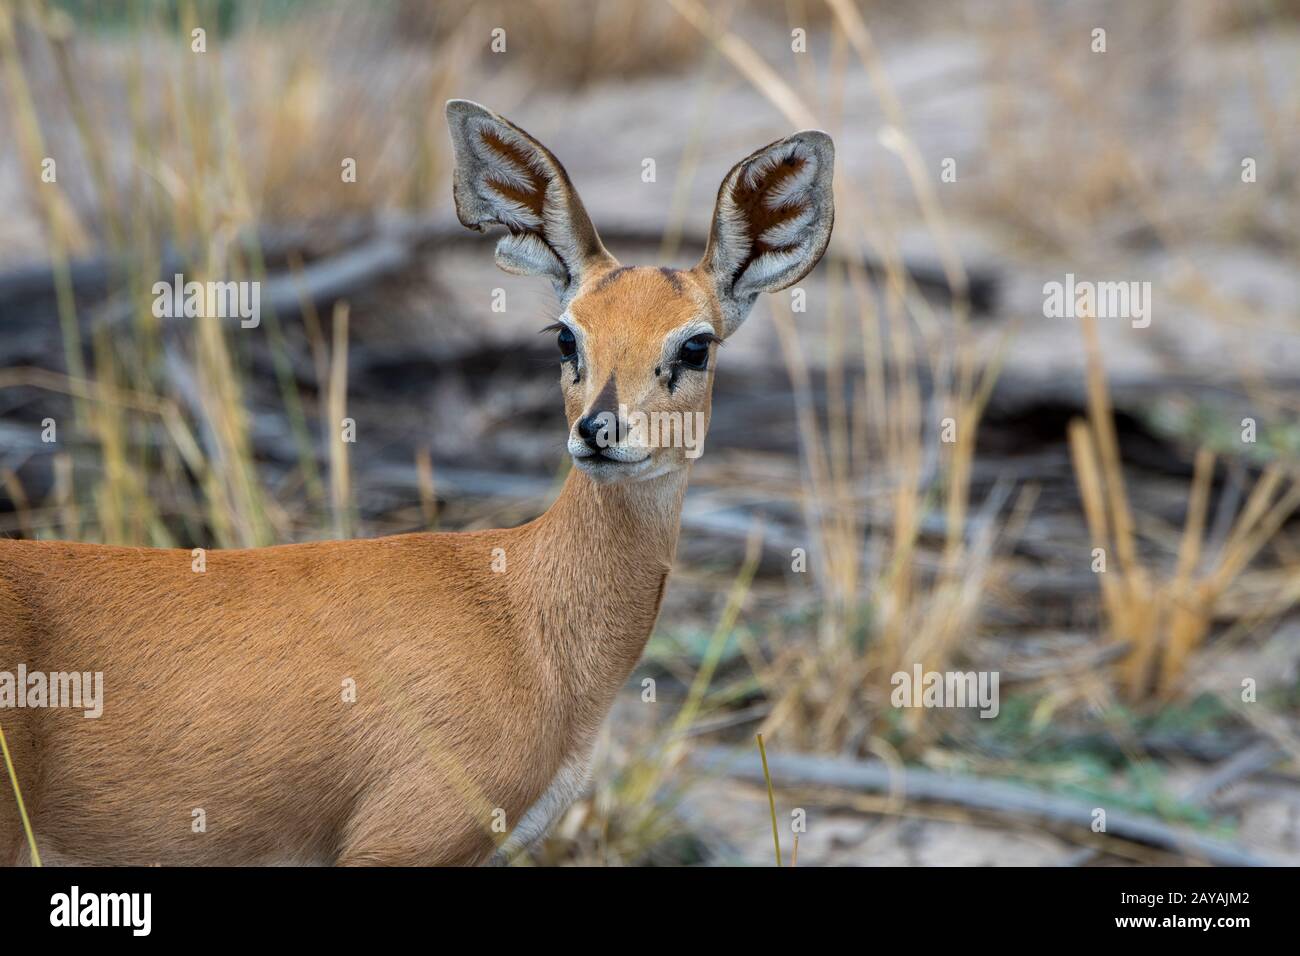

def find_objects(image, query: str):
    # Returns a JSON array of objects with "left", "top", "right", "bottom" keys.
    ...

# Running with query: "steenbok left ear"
[
  {"left": 694, "top": 130, "right": 835, "bottom": 336},
  {"left": 446, "top": 99, "right": 617, "bottom": 306}
]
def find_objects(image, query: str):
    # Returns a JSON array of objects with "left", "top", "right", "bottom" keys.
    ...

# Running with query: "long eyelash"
[{"left": 540, "top": 322, "right": 580, "bottom": 379}]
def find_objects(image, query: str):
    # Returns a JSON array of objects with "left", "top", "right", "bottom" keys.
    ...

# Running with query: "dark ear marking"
[
  {"left": 694, "top": 130, "right": 835, "bottom": 336},
  {"left": 445, "top": 99, "right": 618, "bottom": 305},
  {"left": 724, "top": 154, "right": 810, "bottom": 286}
]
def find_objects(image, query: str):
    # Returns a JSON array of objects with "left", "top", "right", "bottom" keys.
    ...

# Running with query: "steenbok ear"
[
  {"left": 446, "top": 99, "right": 616, "bottom": 305},
  {"left": 694, "top": 131, "right": 835, "bottom": 336}
]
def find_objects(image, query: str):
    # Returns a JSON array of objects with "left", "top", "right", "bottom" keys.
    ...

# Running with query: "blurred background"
[{"left": 1, "top": 0, "right": 1298, "bottom": 865}]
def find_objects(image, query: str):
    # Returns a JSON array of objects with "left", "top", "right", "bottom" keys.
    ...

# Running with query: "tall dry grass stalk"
[{"left": 327, "top": 302, "right": 354, "bottom": 540}]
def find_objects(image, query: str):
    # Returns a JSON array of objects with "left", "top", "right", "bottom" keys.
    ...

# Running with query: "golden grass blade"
[
  {"left": 416, "top": 447, "right": 438, "bottom": 530},
  {"left": 1209, "top": 478, "right": 1300, "bottom": 596},
  {"left": 1206, "top": 466, "right": 1284, "bottom": 586},
  {"left": 1079, "top": 313, "right": 1137, "bottom": 572},
  {"left": 328, "top": 301, "right": 354, "bottom": 540},
  {"left": 1174, "top": 448, "right": 1215, "bottom": 586},
  {"left": 0, "top": 724, "right": 41, "bottom": 866},
  {"left": 53, "top": 452, "right": 79, "bottom": 540},
  {"left": 1067, "top": 420, "right": 1113, "bottom": 584},
  {"left": 757, "top": 732, "right": 782, "bottom": 867},
  {"left": 1157, "top": 448, "right": 1217, "bottom": 694}
]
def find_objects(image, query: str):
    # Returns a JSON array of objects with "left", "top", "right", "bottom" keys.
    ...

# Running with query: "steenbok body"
[{"left": 0, "top": 100, "right": 834, "bottom": 865}]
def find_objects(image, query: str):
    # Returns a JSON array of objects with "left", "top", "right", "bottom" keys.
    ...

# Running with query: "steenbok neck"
[{"left": 513, "top": 466, "right": 690, "bottom": 709}]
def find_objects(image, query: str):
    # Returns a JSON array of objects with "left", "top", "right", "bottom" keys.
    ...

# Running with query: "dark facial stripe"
[{"left": 590, "top": 371, "right": 618, "bottom": 415}]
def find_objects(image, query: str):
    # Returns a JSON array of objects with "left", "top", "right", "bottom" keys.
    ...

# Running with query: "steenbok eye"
[
  {"left": 557, "top": 327, "right": 577, "bottom": 360},
  {"left": 541, "top": 323, "right": 578, "bottom": 362},
  {"left": 677, "top": 333, "right": 716, "bottom": 371}
]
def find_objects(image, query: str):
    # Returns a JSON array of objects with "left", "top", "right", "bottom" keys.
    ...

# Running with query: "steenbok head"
[{"left": 446, "top": 99, "right": 834, "bottom": 483}]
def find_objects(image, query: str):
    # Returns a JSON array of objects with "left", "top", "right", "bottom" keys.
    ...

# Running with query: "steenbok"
[{"left": 0, "top": 100, "right": 834, "bottom": 865}]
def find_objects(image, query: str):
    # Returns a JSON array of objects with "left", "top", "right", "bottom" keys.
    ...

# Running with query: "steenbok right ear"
[
  {"left": 694, "top": 130, "right": 835, "bottom": 337},
  {"left": 445, "top": 99, "right": 616, "bottom": 305}
]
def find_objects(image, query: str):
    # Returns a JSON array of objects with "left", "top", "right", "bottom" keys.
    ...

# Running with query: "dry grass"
[{"left": 1070, "top": 315, "right": 1300, "bottom": 702}]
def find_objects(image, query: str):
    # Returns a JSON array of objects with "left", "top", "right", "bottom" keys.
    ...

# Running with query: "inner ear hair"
[
  {"left": 445, "top": 99, "right": 616, "bottom": 304},
  {"left": 695, "top": 130, "right": 835, "bottom": 335}
]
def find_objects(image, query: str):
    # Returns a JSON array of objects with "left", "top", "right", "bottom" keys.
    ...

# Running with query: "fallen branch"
[
  {"left": 1182, "top": 739, "right": 1287, "bottom": 808},
  {"left": 687, "top": 746, "right": 1281, "bottom": 867}
]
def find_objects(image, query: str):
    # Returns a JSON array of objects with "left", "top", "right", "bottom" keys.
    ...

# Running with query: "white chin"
[{"left": 572, "top": 455, "right": 660, "bottom": 483}]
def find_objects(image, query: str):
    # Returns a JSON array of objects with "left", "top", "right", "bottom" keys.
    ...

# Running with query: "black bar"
[{"left": 0, "top": 865, "right": 1278, "bottom": 943}]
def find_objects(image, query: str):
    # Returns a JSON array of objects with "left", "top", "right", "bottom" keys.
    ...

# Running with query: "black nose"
[{"left": 577, "top": 411, "right": 620, "bottom": 451}]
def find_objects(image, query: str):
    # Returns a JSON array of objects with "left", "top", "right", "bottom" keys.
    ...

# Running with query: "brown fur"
[{"left": 0, "top": 468, "right": 686, "bottom": 865}]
